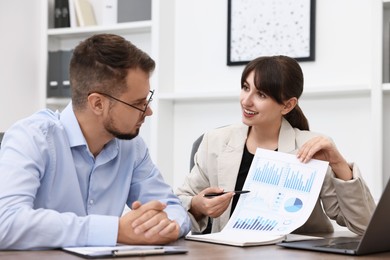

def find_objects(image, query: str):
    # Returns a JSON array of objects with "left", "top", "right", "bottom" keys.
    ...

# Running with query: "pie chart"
[{"left": 284, "top": 197, "right": 303, "bottom": 212}]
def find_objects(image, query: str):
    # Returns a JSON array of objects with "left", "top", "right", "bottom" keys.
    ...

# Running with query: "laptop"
[{"left": 277, "top": 178, "right": 390, "bottom": 255}]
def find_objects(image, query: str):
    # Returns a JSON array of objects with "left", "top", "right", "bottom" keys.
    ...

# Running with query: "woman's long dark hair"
[{"left": 241, "top": 55, "right": 309, "bottom": 131}]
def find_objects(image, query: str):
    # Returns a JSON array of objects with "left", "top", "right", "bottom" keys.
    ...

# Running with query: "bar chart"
[
  {"left": 283, "top": 170, "right": 315, "bottom": 192},
  {"left": 232, "top": 216, "right": 278, "bottom": 231},
  {"left": 252, "top": 161, "right": 281, "bottom": 186},
  {"left": 251, "top": 159, "right": 317, "bottom": 193}
]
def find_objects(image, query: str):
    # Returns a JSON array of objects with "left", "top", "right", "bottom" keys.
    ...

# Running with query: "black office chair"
[
  {"left": 189, "top": 134, "right": 204, "bottom": 171},
  {"left": 0, "top": 132, "right": 4, "bottom": 147}
]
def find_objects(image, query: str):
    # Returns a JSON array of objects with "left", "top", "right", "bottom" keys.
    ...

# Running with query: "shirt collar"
[{"left": 60, "top": 102, "right": 88, "bottom": 148}]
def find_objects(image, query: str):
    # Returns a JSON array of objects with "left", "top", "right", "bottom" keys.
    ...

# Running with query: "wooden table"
[{"left": 1, "top": 233, "right": 389, "bottom": 259}]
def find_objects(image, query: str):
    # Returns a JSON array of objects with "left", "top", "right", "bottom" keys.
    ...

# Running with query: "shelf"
[
  {"left": 46, "top": 97, "right": 71, "bottom": 106},
  {"left": 158, "top": 91, "right": 239, "bottom": 102},
  {"left": 46, "top": 86, "right": 371, "bottom": 107},
  {"left": 158, "top": 85, "right": 371, "bottom": 102},
  {"left": 47, "top": 21, "right": 152, "bottom": 39},
  {"left": 301, "top": 86, "right": 370, "bottom": 98},
  {"left": 45, "top": 19, "right": 153, "bottom": 107}
]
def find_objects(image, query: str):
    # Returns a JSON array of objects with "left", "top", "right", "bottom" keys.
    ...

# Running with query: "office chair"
[
  {"left": 189, "top": 134, "right": 204, "bottom": 171},
  {"left": 0, "top": 132, "right": 4, "bottom": 147}
]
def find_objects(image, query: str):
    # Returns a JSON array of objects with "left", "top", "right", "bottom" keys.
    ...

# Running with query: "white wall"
[
  {"left": 174, "top": 0, "right": 372, "bottom": 91},
  {"left": 0, "top": 0, "right": 44, "bottom": 132},
  {"left": 0, "top": 0, "right": 383, "bottom": 200},
  {"left": 169, "top": 0, "right": 379, "bottom": 199}
]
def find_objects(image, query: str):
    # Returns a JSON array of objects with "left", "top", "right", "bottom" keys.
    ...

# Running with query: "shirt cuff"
[{"left": 87, "top": 215, "right": 118, "bottom": 246}]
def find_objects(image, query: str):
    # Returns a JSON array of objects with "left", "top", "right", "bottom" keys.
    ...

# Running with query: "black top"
[
  {"left": 230, "top": 144, "right": 254, "bottom": 216},
  {"left": 230, "top": 145, "right": 278, "bottom": 216}
]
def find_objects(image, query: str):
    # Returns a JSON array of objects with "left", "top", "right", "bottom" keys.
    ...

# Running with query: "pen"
[
  {"left": 204, "top": 190, "right": 250, "bottom": 197},
  {"left": 112, "top": 247, "right": 165, "bottom": 256}
]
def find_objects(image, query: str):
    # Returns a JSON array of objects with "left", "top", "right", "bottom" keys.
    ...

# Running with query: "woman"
[{"left": 176, "top": 55, "right": 375, "bottom": 235}]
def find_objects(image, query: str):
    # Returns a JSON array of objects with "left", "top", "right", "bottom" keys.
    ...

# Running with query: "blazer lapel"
[
  {"left": 217, "top": 125, "right": 248, "bottom": 191},
  {"left": 216, "top": 125, "right": 248, "bottom": 230}
]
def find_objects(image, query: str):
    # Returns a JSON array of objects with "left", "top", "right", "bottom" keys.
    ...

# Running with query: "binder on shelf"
[
  {"left": 47, "top": 50, "right": 73, "bottom": 98},
  {"left": 54, "top": 0, "right": 71, "bottom": 28},
  {"left": 47, "top": 51, "right": 61, "bottom": 97},
  {"left": 54, "top": 0, "right": 62, "bottom": 27},
  {"left": 117, "top": 0, "right": 151, "bottom": 23},
  {"left": 74, "top": 0, "right": 97, "bottom": 27},
  {"left": 60, "top": 50, "right": 73, "bottom": 98},
  {"left": 90, "top": 0, "right": 117, "bottom": 25}
]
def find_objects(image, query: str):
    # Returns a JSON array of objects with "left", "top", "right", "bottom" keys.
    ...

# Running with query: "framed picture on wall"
[{"left": 227, "top": 0, "right": 316, "bottom": 66}]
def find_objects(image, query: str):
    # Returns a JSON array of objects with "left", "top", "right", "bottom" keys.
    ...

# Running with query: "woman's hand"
[
  {"left": 297, "top": 136, "right": 352, "bottom": 180},
  {"left": 189, "top": 187, "right": 234, "bottom": 220}
]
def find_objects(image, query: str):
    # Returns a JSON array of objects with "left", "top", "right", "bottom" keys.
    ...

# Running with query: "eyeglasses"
[{"left": 90, "top": 90, "right": 154, "bottom": 114}]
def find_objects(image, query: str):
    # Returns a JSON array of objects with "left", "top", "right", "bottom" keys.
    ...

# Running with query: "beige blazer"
[{"left": 176, "top": 118, "right": 376, "bottom": 235}]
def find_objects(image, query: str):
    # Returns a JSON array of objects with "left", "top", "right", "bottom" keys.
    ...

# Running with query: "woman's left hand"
[
  {"left": 297, "top": 136, "right": 352, "bottom": 180},
  {"left": 297, "top": 136, "right": 341, "bottom": 164}
]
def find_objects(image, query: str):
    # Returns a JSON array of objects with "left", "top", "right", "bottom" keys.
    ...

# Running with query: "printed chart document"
[
  {"left": 63, "top": 245, "right": 188, "bottom": 258},
  {"left": 186, "top": 148, "right": 329, "bottom": 247}
]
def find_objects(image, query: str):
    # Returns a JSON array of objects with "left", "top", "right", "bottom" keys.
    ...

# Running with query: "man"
[{"left": 0, "top": 34, "right": 191, "bottom": 249}]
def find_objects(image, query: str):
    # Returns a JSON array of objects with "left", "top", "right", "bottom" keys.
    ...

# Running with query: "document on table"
[
  {"left": 186, "top": 148, "right": 329, "bottom": 246},
  {"left": 63, "top": 245, "right": 188, "bottom": 258}
]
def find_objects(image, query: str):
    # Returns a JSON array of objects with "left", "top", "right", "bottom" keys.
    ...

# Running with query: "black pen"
[{"left": 203, "top": 190, "right": 250, "bottom": 197}]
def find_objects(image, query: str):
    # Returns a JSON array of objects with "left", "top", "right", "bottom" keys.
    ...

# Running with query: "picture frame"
[{"left": 227, "top": 0, "right": 316, "bottom": 66}]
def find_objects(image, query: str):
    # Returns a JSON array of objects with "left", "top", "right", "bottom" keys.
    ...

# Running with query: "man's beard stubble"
[{"left": 103, "top": 114, "right": 141, "bottom": 140}]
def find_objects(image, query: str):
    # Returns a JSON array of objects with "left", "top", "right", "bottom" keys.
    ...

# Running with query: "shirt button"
[{"left": 89, "top": 199, "right": 94, "bottom": 205}]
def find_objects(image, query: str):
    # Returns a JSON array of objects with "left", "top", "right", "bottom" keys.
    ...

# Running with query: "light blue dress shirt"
[{"left": 0, "top": 103, "right": 190, "bottom": 250}]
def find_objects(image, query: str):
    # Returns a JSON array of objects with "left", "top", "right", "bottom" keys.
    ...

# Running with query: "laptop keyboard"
[{"left": 321, "top": 241, "right": 360, "bottom": 250}]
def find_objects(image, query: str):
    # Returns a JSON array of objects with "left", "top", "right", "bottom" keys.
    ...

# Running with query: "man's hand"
[{"left": 117, "top": 200, "right": 180, "bottom": 245}]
